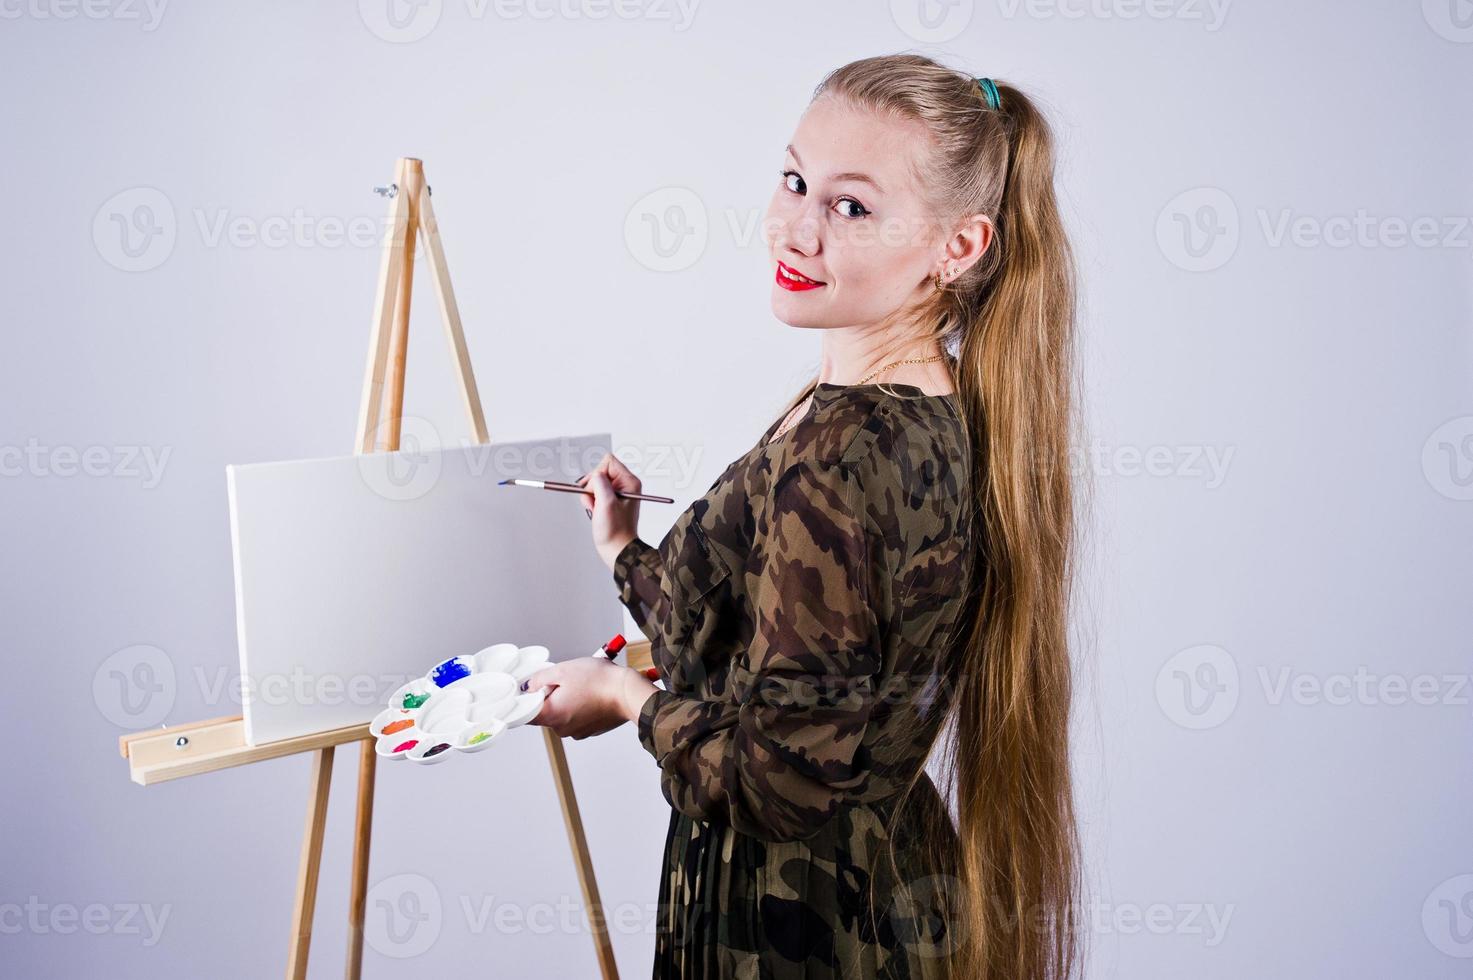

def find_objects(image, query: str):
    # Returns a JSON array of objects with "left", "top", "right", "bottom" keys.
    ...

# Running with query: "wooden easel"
[{"left": 117, "top": 157, "right": 645, "bottom": 979}]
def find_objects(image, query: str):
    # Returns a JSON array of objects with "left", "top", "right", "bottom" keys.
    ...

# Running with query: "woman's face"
[{"left": 764, "top": 97, "right": 944, "bottom": 331}]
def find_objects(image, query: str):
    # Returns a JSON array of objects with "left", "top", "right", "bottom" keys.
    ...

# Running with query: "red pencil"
[{"left": 591, "top": 634, "right": 627, "bottom": 661}]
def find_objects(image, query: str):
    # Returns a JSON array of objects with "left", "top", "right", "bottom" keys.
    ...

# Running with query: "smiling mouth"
[{"left": 776, "top": 260, "right": 826, "bottom": 290}]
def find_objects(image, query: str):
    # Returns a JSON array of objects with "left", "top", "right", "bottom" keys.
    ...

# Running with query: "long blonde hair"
[{"left": 778, "top": 54, "right": 1084, "bottom": 979}]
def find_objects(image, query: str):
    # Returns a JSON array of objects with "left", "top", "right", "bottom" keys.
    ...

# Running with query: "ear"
[{"left": 942, "top": 213, "right": 996, "bottom": 274}]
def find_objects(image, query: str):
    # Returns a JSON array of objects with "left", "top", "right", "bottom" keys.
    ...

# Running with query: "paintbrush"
[{"left": 497, "top": 478, "right": 674, "bottom": 504}]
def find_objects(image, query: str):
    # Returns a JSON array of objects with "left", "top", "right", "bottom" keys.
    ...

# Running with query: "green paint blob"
[
  {"left": 468, "top": 731, "right": 492, "bottom": 745},
  {"left": 402, "top": 692, "right": 430, "bottom": 709}
]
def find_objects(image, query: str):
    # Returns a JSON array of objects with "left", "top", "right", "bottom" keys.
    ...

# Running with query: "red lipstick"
[{"left": 775, "top": 260, "right": 825, "bottom": 291}]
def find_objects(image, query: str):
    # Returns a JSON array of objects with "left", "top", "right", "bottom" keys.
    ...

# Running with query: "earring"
[{"left": 934, "top": 267, "right": 960, "bottom": 291}]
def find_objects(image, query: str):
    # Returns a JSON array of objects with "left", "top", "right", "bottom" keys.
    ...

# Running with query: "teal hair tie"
[{"left": 976, "top": 76, "right": 1002, "bottom": 110}]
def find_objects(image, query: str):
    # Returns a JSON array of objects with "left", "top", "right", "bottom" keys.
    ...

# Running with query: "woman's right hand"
[{"left": 578, "top": 452, "right": 642, "bottom": 571}]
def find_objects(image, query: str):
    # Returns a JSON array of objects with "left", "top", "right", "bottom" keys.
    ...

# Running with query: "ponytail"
[{"left": 946, "top": 79, "right": 1082, "bottom": 980}]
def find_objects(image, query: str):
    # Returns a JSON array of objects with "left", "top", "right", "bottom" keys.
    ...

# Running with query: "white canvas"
[{"left": 225, "top": 433, "right": 623, "bottom": 745}]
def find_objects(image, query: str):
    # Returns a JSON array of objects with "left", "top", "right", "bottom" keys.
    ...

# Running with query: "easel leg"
[
  {"left": 287, "top": 746, "right": 335, "bottom": 980},
  {"left": 382, "top": 160, "right": 423, "bottom": 451},
  {"left": 417, "top": 182, "right": 489, "bottom": 444},
  {"left": 542, "top": 730, "right": 621, "bottom": 978},
  {"left": 345, "top": 741, "right": 377, "bottom": 980},
  {"left": 338, "top": 165, "right": 419, "bottom": 975},
  {"left": 355, "top": 158, "right": 412, "bottom": 455}
]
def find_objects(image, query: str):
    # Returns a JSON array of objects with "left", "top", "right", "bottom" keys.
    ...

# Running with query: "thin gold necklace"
[{"left": 855, "top": 353, "right": 946, "bottom": 386}]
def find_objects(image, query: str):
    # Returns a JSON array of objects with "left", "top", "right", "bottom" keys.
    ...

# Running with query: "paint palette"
[{"left": 371, "top": 643, "right": 553, "bottom": 765}]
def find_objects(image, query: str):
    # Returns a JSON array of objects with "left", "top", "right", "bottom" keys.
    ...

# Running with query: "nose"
[{"left": 772, "top": 201, "right": 821, "bottom": 257}]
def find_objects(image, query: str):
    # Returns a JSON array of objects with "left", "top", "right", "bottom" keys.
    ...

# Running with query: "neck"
[{"left": 815, "top": 322, "right": 949, "bottom": 390}]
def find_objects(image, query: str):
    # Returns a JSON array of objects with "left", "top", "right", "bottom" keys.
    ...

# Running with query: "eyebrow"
[{"left": 786, "top": 144, "right": 885, "bottom": 194}]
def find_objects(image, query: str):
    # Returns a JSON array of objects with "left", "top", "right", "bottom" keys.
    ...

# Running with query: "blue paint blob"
[{"left": 430, "top": 657, "right": 471, "bottom": 688}]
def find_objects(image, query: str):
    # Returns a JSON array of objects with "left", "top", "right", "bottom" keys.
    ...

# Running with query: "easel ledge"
[{"left": 119, "top": 642, "right": 654, "bottom": 784}]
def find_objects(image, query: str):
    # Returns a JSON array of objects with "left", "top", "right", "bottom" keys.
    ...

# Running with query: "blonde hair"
[{"left": 781, "top": 54, "right": 1084, "bottom": 979}]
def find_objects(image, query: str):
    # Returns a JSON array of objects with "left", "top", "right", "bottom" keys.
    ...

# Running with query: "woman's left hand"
[{"left": 524, "top": 657, "right": 657, "bottom": 740}]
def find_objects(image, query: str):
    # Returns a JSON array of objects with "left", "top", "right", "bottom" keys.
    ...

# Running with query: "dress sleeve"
[
  {"left": 635, "top": 457, "right": 885, "bottom": 843},
  {"left": 612, "top": 537, "right": 665, "bottom": 645}
]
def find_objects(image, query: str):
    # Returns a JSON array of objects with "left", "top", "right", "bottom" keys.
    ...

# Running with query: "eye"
[{"left": 779, "top": 169, "right": 872, "bottom": 220}]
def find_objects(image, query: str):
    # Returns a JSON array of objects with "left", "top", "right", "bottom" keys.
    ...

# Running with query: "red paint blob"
[{"left": 392, "top": 739, "right": 418, "bottom": 752}]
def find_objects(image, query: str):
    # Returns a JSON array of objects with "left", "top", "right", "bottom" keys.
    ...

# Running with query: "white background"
[{"left": 1, "top": 1, "right": 1469, "bottom": 977}]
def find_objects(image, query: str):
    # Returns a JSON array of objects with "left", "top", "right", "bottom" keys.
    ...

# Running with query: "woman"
[{"left": 526, "top": 53, "right": 1082, "bottom": 980}]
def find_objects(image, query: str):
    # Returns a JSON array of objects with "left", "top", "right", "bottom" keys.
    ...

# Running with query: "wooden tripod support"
[{"left": 117, "top": 157, "right": 630, "bottom": 980}]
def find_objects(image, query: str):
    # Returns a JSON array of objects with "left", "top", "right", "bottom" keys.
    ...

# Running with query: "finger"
[
  {"left": 574, "top": 457, "right": 605, "bottom": 489},
  {"left": 523, "top": 664, "right": 560, "bottom": 694},
  {"left": 604, "top": 454, "right": 642, "bottom": 493},
  {"left": 586, "top": 452, "right": 641, "bottom": 495},
  {"left": 587, "top": 469, "right": 617, "bottom": 506},
  {"left": 530, "top": 688, "right": 562, "bottom": 727}
]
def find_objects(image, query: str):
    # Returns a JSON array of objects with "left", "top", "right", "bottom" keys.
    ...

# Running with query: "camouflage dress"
[{"left": 613, "top": 381, "right": 974, "bottom": 979}]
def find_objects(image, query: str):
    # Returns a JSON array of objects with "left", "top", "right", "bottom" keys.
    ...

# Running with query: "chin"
[{"left": 770, "top": 294, "right": 833, "bottom": 329}]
